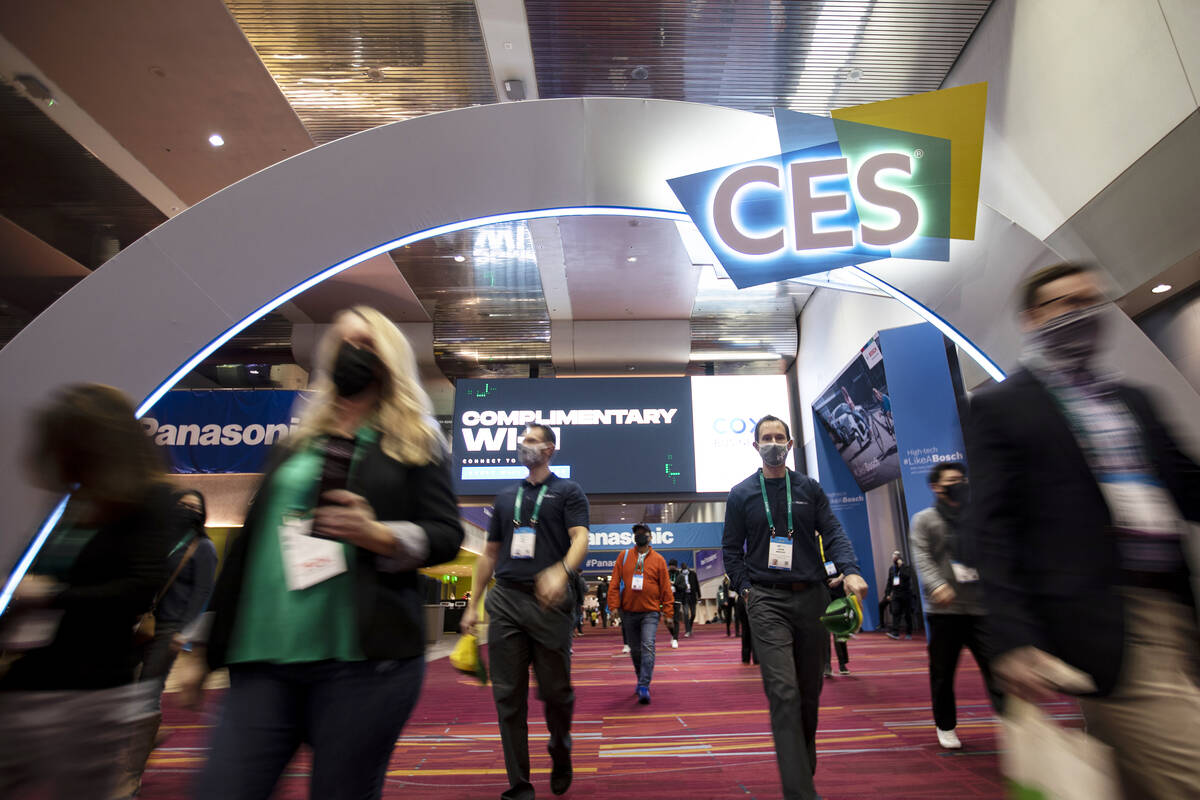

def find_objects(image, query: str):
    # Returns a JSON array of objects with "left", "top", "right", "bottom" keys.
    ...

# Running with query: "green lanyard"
[
  {"left": 758, "top": 469, "right": 793, "bottom": 538},
  {"left": 514, "top": 483, "right": 549, "bottom": 527}
]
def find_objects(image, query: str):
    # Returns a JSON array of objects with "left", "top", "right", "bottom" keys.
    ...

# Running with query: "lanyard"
[
  {"left": 514, "top": 483, "right": 549, "bottom": 527},
  {"left": 758, "top": 470, "right": 828, "bottom": 563},
  {"left": 635, "top": 550, "right": 647, "bottom": 573},
  {"left": 758, "top": 469, "right": 793, "bottom": 538}
]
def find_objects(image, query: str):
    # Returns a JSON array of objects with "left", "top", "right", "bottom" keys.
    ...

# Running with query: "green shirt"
[{"left": 226, "top": 428, "right": 378, "bottom": 664}]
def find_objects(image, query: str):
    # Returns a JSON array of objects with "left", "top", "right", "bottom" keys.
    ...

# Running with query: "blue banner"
[
  {"left": 694, "top": 549, "right": 725, "bottom": 583},
  {"left": 141, "top": 390, "right": 305, "bottom": 474},
  {"left": 582, "top": 548, "right": 695, "bottom": 575},
  {"left": 877, "top": 323, "right": 967, "bottom": 522},
  {"left": 812, "top": 408, "right": 879, "bottom": 631},
  {"left": 586, "top": 522, "right": 724, "bottom": 551}
]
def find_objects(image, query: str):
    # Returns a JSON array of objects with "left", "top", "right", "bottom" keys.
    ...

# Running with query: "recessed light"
[
  {"left": 453, "top": 255, "right": 466, "bottom": 262},
  {"left": 208, "top": 133, "right": 225, "bottom": 147},
  {"left": 1152, "top": 283, "right": 1172, "bottom": 294},
  {"left": 626, "top": 256, "right": 638, "bottom": 263}
]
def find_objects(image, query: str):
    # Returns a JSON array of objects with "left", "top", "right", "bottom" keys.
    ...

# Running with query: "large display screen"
[
  {"left": 451, "top": 375, "right": 789, "bottom": 496},
  {"left": 812, "top": 334, "right": 901, "bottom": 492}
]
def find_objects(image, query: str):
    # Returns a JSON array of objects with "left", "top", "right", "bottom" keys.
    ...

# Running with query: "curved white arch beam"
[{"left": 0, "top": 97, "right": 1006, "bottom": 595}]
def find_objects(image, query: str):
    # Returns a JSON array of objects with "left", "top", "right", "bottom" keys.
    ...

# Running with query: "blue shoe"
[{"left": 637, "top": 686, "right": 650, "bottom": 704}]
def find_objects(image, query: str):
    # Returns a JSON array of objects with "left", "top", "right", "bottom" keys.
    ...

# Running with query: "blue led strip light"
[{"left": 2, "top": 206, "right": 1003, "bottom": 615}]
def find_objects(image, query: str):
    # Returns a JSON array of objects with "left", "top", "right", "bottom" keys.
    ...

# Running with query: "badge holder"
[{"left": 510, "top": 483, "right": 549, "bottom": 560}]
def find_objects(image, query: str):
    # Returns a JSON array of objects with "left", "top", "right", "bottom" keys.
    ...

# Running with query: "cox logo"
[{"left": 713, "top": 416, "right": 759, "bottom": 436}]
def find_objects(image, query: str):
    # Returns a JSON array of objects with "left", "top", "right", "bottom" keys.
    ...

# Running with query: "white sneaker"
[
  {"left": 671, "top": 638, "right": 679, "bottom": 649},
  {"left": 936, "top": 728, "right": 962, "bottom": 750},
  {"left": 621, "top": 644, "right": 631, "bottom": 654}
]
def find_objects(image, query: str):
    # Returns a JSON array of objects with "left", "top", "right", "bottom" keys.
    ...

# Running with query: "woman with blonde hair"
[
  {"left": 180, "top": 306, "right": 464, "bottom": 800},
  {"left": 0, "top": 383, "right": 173, "bottom": 798}
]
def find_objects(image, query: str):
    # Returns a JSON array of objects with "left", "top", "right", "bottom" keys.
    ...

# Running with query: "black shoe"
[{"left": 551, "top": 756, "right": 573, "bottom": 795}]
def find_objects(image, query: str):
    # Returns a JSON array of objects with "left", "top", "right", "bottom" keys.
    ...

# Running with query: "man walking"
[
  {"left": 607, "top": 524, "right": 674, "bottom": 704},
  {"left": 910, "top": 462, "right": 1002, "bottom": 749},
  {"left": 724, "top": 415, "right": 867, "bottom": 800},
  {"left": 967, "top": 263, "right": 1200, "bottom": 797},
  {"left": 679, "top": 562, "right": 700, "bottom": 637},
  {"left": 461, "top": 425, "right": 590, "bottom": 799},
  {"left": 884, "top": 551, "right": 916, "bottom": 639},
  {"left": 666, "top": 559, "right": 684, "bottom": 649},
  {"left": 595, "top": 580, "right": 608, "bottom": 628},
  {"left": 718, "top": 576, "right": 737, "bottom": 636}
]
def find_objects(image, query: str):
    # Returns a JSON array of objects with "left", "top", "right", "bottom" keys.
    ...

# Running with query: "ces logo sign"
[{"left": 668, "top": 83, "right": 987, "bottom": 289}]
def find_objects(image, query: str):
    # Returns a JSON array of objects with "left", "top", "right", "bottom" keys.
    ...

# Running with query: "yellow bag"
[{"left": 449, "top": 633, "right": 488, "bottom": 685}]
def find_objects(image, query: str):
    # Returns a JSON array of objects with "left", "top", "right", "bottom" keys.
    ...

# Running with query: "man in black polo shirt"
[
  {"left": 461, "top": 424, "right": 589, "bottom": 800},
  {"left": 723, "top": 415, "right": 867, "bottom": 800}
]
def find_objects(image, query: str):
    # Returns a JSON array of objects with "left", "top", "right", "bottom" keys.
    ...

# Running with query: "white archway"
[{"left": 0, "top": 97, "right": 1023, "bottom": 598}]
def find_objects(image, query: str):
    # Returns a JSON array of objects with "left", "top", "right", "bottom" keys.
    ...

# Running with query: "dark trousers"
[
  {"left": 622, "top": 610, "right": 659, "bottom": 688},
  {"left": 486, "top": 584, "right": 575, "bottom": 800},
  {"left": 599, "top": 607, "right": 608, "bottom": 628},
  {"left": 684, "top": 597, "right": 697, "bottom": 635},
  {"left": 667, "top": 602, "right": 682, "bottom": 639},
  {"left": 825, "top": 635, "right": 849, "bottom": 671},
  {"left": 890, "top": 595, "right": 914, "bottom": 636},
  {"left": 927, "top": 613, "right": 1003, "bottom": 731},
  {"left": 194, "top": 657, "right": 425, "bottom": 800},
  {"left": 721, "top": 604, "right": 734, "bottom": 635},
  {"left": 735, "top": 597, "right": 755, "bottom": 663},
  {"left": 748, "top": 583, "right": 830, "bottom": 800}
]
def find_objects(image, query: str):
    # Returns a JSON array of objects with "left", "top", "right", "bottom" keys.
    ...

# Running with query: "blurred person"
[
  {"left": 176, "top": 307, "right": 464, "bottom": 800},
  {"left": 595, "top": 579, "right": 609, "bottom": 628},
  {"left": 824, "top": 575, "right": 852, "bottom": 677},
  {"left": 572, "top": 571, "right": 586, "bottom": 638},
  {"left": 460, "top": 423, "right": 589, "bottom": 799},
  {"left": 910, "top": 463, "right": 1003, "bottom": 750},
  {"left": 967, "top": 263, "right": 1200, "bottom": 798},
  {"left": 885, "top": 551, "right": 916, "bottom": 639},
  {"left": 679, "top": 561, "right": 700, "bottom": 637},
  {"left": 121, "top": 489, "right": 219, "bottom": 795},
  {"left": 718, "top": 576, "right": 736, "bottom": 636},
  {"left": 735, "top": 588, "right": 757, "bottom": 664},
  {"left": 666, "top": 559, "right": 684, "bottom": 648},
  {"left": 608, "top": 523, "right": 674, "bottom": 704},
  {"left": 0, "top": 384, "right": 173, "bottom": 799},
  {"left": 723, "top": 415, "right": 868, "bottom": 800}
]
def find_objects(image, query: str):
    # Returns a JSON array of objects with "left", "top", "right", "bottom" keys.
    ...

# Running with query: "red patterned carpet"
[{"left": 141, "top": 624, "right": 1077, "bottom": 798}]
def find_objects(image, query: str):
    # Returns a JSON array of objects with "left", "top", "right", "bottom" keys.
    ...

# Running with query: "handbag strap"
[{"left": 149, "top": 536, "right": 201, "bottom": 612}]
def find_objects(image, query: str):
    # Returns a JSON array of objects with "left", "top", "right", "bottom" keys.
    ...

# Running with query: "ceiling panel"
[
  {"left": 0, "top": 81, "right": 164, "bottom": 273},
  {"left": 526, "top": 0, "right": 992, "bottom": 115},
  {"left": 388, "top": 220, "right": 551, "bottom": 377},
  {"left": 560, "top": 216, "right": 699, "bottom": 320},
  {"left": 227, "top": 0, "right": 499, "bottom": 145}
]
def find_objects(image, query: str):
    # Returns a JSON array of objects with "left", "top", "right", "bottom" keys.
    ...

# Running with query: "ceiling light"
[
  {"left": 453, "top": 255, "right": 466, "bottom": 262},
  {"left": 626, "top": 256, "right": 638, "bottom": 263},
  {"left": 208, "top": 133, "right": 225, "bottom": 147},
  {"left": 1152, "top": 283, "right": 1172, "bottom": 294}
]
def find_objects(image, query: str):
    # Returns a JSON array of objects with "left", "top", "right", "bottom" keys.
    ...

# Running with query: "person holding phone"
[{"left": 177, "top": 306, "right": 464, "bottom": 800}]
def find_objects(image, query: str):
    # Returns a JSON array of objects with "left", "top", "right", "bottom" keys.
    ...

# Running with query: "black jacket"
[
  {"left": 886, "top": 563, "right": 916, "bottom": 600},
  {"left": 966, "top": 369, "right": 1200, "bottom": 696},
  {"left": 206, "top": 436, "right": 464, "bottom": 669},
  {"left": 1, "top": 485, "right": 173, "bottom": 690}
]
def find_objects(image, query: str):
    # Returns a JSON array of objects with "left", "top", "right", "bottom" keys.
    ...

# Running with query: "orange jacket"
[{"left": 607, "top": 547, "right": 674, "bottom": 617}]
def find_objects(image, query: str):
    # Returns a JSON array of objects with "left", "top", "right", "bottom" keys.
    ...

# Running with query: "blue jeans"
[
  {"left": 622, "top": 611, "right": 659, "bottom": 688},
  {"left": 194, "top": 657, "right": 424, "bottom": 800}
]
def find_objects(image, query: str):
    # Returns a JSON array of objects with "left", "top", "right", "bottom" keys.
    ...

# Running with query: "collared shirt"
[
  {"left": 722, "top": 469, "right": 860, "bottom": 593},
  {"left": 488, "top": 473, "right": 590, "bottom": 583}
]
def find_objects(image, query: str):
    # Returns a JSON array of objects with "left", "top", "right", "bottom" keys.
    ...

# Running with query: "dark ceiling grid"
[
  {"left": 0, "top": 82, "right": 166, "bottom": 273},
  {"left": 525, "top": 0, "right": 992, "bottom": 115},
  {"left": 388, "top": 221, "right": 553, "bottom": 378},
  {"left": 226, "top": 0, "right": 498, "bottom": 145}
]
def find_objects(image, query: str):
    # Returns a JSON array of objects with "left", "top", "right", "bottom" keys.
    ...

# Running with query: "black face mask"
[
  {"left": 945, "top": 482, "right": 971, "bottom": 506},
  {"left": 332, "top": 341, "right": 384, "bottom": 398},
  {"left": 179, "top": 508, "right": 205, "bottom": 531},
  {"left": 634, "top": 532, "right": 651, "bottom": 548}
]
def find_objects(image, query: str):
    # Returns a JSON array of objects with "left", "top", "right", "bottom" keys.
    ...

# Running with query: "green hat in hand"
[{"left": 820, "top": 594, "right": 863, "bottom": 642}]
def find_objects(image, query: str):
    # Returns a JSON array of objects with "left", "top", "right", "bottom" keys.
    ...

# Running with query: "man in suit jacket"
[{"left": 966, "top": 262, "right": 1200, "bottom": 798}]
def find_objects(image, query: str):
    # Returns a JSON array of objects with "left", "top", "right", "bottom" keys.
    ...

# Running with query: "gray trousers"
[
  {"left": 486, "top": 584, "right": 575, "bottom": 800},
  {"left": 747, "top": 583, "right": 830, "bottom": 800}
]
